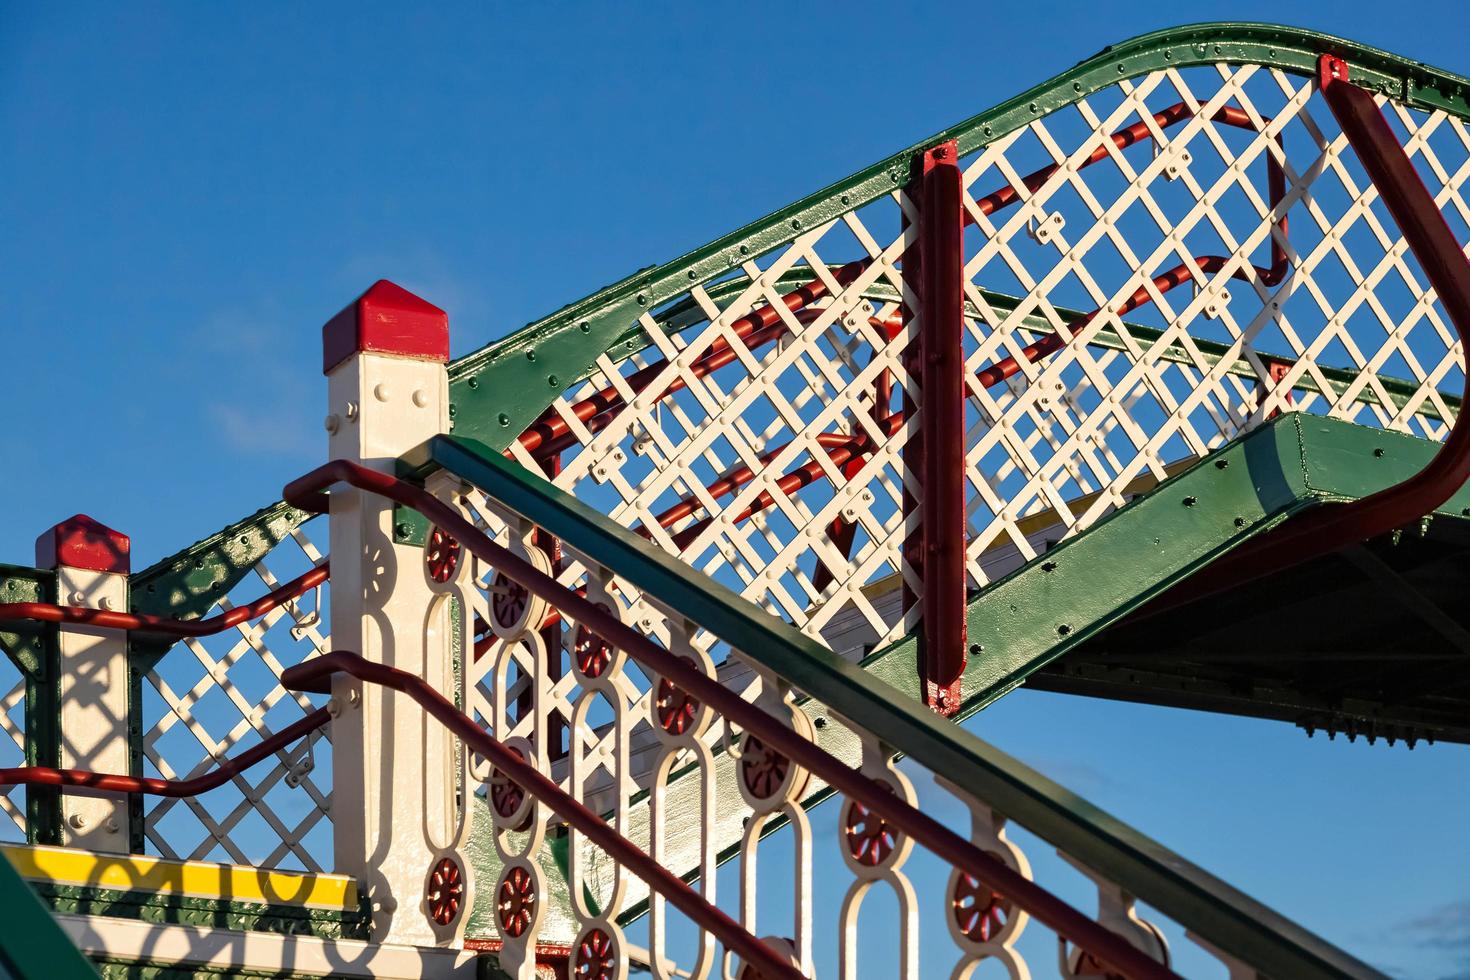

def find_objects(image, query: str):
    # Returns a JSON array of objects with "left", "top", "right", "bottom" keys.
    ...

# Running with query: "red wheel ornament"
[
  {"left": 739, "top": 734, "right": 791, "bottom": 801},
  {"left": 572, "top": 926, "right": 617, "bottom": 980},
  {"left": 425, "top": 526, "right": 461, "bottom": 584},
  {"left": 490, "top": 744, "right": 533, "bottom": 831},
  {"left": 491, "top": 571, "right": 530, "bottom": 631},
  {"left": 952, "top": 871, "right": 1013, "bottom": 944},
  {"left": 425, "top": 856, "right": 465, "bottom": 926},
  {"left": 655, "top": 655, "right": 701, "bottom": 736},
  {"left": 843, "top": 782, "right": 900, "bottom": 867},
  {"left": 497, "top": 865, "right": 537, "bottom": 938},
  {"left": 573, "top": 604, "right": 615, "bottom": 679}
]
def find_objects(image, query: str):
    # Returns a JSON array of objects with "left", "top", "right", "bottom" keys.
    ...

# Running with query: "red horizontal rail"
[
  {"left": 283, "top": 460, "right": 1177, "bottom": 980},
  {"left": 0, "top": 564, "right": 328, "bottom": 638},
  {"left": 283, "top": 651, "right": 800, "bottom": 980},
  {"left": 0, "top": 708, "right": 329, "bottom": 797}
]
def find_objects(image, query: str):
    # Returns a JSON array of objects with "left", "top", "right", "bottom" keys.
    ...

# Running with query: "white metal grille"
[
  {"left": 1, "top": 665, "right": 26, "bottom": 840},
  {"left": 508, "top": 62, "right": 1465, "bottom": 650},
  {"left": 140, "top": 520, "right": 333, "bottom": 870}
]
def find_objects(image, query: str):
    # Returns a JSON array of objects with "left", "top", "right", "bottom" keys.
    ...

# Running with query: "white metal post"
[
  {"left": 322, "top": 279, "right": 464, "bottom": 946},
  {"left": 36, "top": 515, "right": 132, "bottom": 852}
]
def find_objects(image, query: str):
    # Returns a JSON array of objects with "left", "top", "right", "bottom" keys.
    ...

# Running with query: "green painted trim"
[
  {"left": 867, "top": 415, "right": 1314, "bottom": 713},
  {"left": 866, "top": 414, "right": 1470, "bottom": 720},
  {"left": 31, "top": 882, "right": 368, "bottom": 940},
  {"left": 0, "top": 844, "right": 99, "bottom": 979},
  {"left": 0, "top": 563, "right": 51, "bottom": 680},
  {"left": 429, "top": 428, "right": 1378, "bottom": 979},
  {"left": 128, "top": 501, "right": 313, "bottom": 672}
]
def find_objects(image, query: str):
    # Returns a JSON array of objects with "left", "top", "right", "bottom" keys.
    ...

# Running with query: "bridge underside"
[
  {"left": 863, "top": 414, "right": 1470, "bottom": 746},
  {"left": 1042, "top": 517, "right": 1470, "bottom": 746}
]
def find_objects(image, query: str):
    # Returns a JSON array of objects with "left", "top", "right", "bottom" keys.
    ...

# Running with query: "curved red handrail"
[
  {"left": 283, "top": 459, "right": 1177, "bottom": 980},
  {"left": 0, "top": 563, "right": 328, "bottom": 638},
  {"left": 283, "top": 651, "right": 802, "bottom": 980},
  {"left": 1140, "top": 57, "right": 1470, "bottom": 614},
  {"left": 0, "top": 707, "right": 329, "bottom": 797}
]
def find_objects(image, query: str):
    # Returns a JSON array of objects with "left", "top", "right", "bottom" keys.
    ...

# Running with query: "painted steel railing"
[
  {"left": 282, "top": 454, "right": 1180, "bottom": 979},
  {"left": 298, "top": 432, "right": 1366, "bottom": 979}
]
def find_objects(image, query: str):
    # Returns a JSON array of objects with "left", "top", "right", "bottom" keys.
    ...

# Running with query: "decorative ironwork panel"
[{"left": 140, "top": 521, "right": 332, "bottom": 870}]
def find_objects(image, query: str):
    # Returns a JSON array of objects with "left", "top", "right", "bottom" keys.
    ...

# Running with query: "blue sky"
[{"left": 3, "top": 2, "right": 1470, "bottom": 976}]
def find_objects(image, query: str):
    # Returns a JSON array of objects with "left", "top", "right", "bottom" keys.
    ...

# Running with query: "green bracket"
[
  {"left": 0, "top": 848, "right": 100, "bottom": 979},
  {"left": 128, "top": 501, "right": 313, "bottom": 672},
  {"left": 864, "top": 414, "right": 1470, "bottom": 722}
]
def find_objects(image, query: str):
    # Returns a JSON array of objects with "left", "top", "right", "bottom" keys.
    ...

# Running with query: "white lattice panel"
[
  {"left": 141, "top": 520, "right": 333, "bottom": 871},
  {"left": 1, "top": 665, "right": 26, "bottom": 841},
  {"left": 505, "top": 61, "right": 1465, "bottom": 647}
]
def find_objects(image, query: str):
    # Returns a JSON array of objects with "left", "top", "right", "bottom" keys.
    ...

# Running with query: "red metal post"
[{"left": 915, "top": 141, "right": 969, "bottom": 715}]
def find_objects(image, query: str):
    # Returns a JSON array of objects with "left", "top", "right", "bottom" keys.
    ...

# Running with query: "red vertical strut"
[{"left": 916, "top": 141, "right": 968, "bottom": 715}]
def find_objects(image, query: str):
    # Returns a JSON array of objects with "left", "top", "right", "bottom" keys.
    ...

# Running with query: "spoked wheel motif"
[
  {"left": 424, "top": 526, "right": 461, "bottom": 584},
  {"left": 952, "top": 871, "right": 1013, "bottom": 944},
  {"left": 739, "top": 734, "right": 792, "bottom": 801},
  {"left": 572, "top": 926, "right": 617, "bottom": 980},
  {"left": 573, "top": 603, "right": 615, "bottom": 679},
  {"left": 491, "top": 571, "right": 531, "bottom": 632},
  {"left": 425, "top": 856, "right": 465, "bottom": 926},
  {"left": 490, "top": 744, "right": 533, "bottom": 831},
  {"left": 497, "top": 865, "right": 537, "bottom": 938},
  {"left": 843, "top": 782, "right": 900, "bottom": 867},
  {"left": 655, "top": 655, "right": 701, "bottom": 736}
]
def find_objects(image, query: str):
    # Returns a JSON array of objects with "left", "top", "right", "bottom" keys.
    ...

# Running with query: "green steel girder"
[
  {"left": 127, "top": 501, "right": 313, "bottom": 671},
  {"left": 0, "top": 843, "right": 100, "bottom": 979},
  {"left": 429, "top": 429, "right": 1378, "bottom": 979},
  {"left": 0, "top": 563, "right": 52, "bottom": 680},
  {"left": 864, "top": 415, "right": 1470, "bottom": 722},
  {"left": 30, "top": 882, "right": 369, "bottom": 941},
  {"left": 438, "top": 23, "right": 1470, "bottom": 451}
]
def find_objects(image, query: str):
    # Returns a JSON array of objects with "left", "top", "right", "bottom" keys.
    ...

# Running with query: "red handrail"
[
  {"left": 284, "top": 459, "right": 1177, "bottom": 980},
  {"left": 282, "top": 651, "right": 801, "bottom": 980},
  {"left": 0, "top": 707, "right": 329, "bottom": 797},
  {"left": 0, "top": 563, "right": 328, "bottom": 638}
]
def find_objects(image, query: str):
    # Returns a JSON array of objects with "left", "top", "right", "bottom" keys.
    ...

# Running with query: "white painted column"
[
  {"left": 321, "top": 280, "right": 464, "bottom": 946},
  {"left": 36, "top": 514, "right": 132, "bottom": 852}
]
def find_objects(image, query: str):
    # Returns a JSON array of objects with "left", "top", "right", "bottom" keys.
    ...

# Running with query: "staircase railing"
[{"left": 287, "top": 433, "right": 1375, "bottom": 979}]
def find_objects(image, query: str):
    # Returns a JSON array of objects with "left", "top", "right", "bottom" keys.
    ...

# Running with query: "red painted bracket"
[{"left": 916, "top": 141, "right": 969, "bottom": 716}]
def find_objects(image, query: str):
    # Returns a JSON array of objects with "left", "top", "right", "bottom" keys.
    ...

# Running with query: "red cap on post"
[
  {"left": 36, "top": 515, "right": 130, "bottom": 574},
  {"left": 322, "top": 279, "right": 450, "bottom": 374}
]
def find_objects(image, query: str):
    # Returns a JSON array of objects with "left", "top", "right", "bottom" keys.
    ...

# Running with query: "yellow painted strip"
[{"left": 2, "top": 844, "right": 357, "bottom": 911}]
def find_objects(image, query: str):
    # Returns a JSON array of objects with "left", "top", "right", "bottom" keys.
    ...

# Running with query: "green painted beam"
[
  {"left": 0, "top": 563, "right": 51, "bottom": 680},
  {"left": 864, "top": 414, "right": 1470, "bottom": 723},
  {"left": 128, "top": 501, "right": 313, "bottom": 671},
  {"left": 440, "top": 22, "right": 1470, "bottom": 449},
  {"left": 0, "top": 848, "right": 99, "bottom": 979},
  {"left": 430, "top": 427, "right": 1378, "bottom": 979}
]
